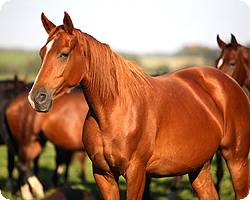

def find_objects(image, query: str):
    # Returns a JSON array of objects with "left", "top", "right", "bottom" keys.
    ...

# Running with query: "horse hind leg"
[
  {"left": 188, "top": 162, "right": 219, "bottom": 200},
  {"left": 221, "top": 144, "right": 250, "bottom": 200},
  {"left": 220, "top": 111, "right": 250, "bottom": 200}
]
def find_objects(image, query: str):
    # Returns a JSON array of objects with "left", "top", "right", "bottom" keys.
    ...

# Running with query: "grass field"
[{"left": 0, "top": 142, "right": 246, "bottom": 200}]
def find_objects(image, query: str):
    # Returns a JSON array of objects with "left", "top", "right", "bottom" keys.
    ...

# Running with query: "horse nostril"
[{"left": 35, "top": 92, "right": 47, "bottom": 104}]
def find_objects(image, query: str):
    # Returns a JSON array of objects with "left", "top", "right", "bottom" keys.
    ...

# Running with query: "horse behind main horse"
[
  {"left": 3, "top": 83, "right": 88, "bottom": 199},
  {"left": 28, "top": 12, "right": 250, "bottom": 200},
  {"left": 216, "top": 34, "right": 250, "bottom": 97}
]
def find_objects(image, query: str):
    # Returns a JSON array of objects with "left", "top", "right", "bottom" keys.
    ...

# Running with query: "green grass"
[
  {"left": 0, "top": 143, "right": 247, "bottom": 200},
  {"left": 0, "top": 49, "right": 40, "bottom": 81}
]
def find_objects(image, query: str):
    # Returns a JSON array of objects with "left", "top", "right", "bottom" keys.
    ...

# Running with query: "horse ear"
[
  {"left": 231, "top": 34, "right": 239, "bottom": 49},
  {"left": 41, "top": 13, "right": 56, "bottom": 34},
  {"left": 63, "top": 11, "right": 74, "bottom": 34},
  {"left": 216, "top": 34, "right": 226, "bottom": 49}
]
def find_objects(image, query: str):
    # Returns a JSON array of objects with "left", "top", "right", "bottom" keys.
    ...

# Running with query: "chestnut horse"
[
  {"left": 216, "top": 34, "right": 250, "bottom": 97},
  {"left": 0, "top": 78, "right": 29, "bottom": 192},
  {"left": 6, "top": 89, "right": 88, "bottom": 199},
  {"left": 0, "top": 79, "right": 88, "bottom": 198},
  {"left": 28, "top": 12, "right": 250, "bottom": 200}
]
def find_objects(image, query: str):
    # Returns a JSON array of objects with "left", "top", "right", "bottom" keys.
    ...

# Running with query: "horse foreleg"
[
  {"left": 17, "top": 161, "right": 33, "bottom": 200},
  {"left": 6, "top": 149, "right": 15, "bottom": 192},
  {"left": 19, "top": 143, "right": 44, "bottom": 199},
  {"left": 142, "top": 177, "right": 151, "bottom": 200},
  {"left": 33, "top": 155, "right": 40, "bottom": 176},
  {"left": 215, "top": 151, "right": 224, "bottom": 193},
  {"left": 126, "top": 164, "right": 147, "bottom": 200},
  {"left": 188, "top": 162, "right": 219, "bottom": 200},
  {"left": 93, "top": 165, "right": 120, "bottom": 200}
]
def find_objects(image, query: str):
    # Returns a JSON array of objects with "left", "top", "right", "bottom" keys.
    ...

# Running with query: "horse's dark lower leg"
[
  {"left": 17, "top": 161, "right": 33, "bottom": 200},
  {"left": 7, "top": 149, "right": 15, "bottom": 179},
  {"left": 17, "top": 159, "right": 44, "bottom": 200},
  {"left": 188, "top": 162, "right": 219, "bottom": 200},
  {"left": 53, "top": 146, "right": 73, "bottom": 185},
  {"left": 33, "top": 155, "right": 40, "bottom": 176},
  {"left": 6, "top": 149, "right": 15, "bottom": 192},
  {"left": 215, "top": 152, "right": 224, "bottom": 193},
  {"left": 52, "top": 164, "right": 59, "bottom": 186},
  {"left": 64, "top": 163, "right": 70, "bottom": 183},
  {"left": 142, "top": 177, "right": 151, "bottom": 200}
]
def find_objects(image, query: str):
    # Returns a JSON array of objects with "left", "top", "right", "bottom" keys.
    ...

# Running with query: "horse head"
[
  {"left": 28, "top": 12, "right": 86, "bottom": 112},
  {"left": 215, "top": 34, "right": 240, "bottom": 75}
]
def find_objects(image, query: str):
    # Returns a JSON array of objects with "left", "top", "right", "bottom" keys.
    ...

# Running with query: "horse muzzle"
[{"left": 28, "top": 87, "right": 52, "bottom": 112}]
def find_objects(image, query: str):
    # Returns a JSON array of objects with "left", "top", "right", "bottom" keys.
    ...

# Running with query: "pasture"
[{"left": 0, "top": 142, "right": 246, "bottom": 199}]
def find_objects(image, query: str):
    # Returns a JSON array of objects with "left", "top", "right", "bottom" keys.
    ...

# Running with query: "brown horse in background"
[
  {"left": 0, "top": 77, "right": 30, "bottom": 192},
  {"left": 0, "top": 79, "right": 88, "bottom": 198},
  {"left": 216, "top": 34, "right": 250, "bottom": 97},
  {"left": 4, "top": 84, "right": 88, "bottom": 199},
  {"left": 29, "top": 12, "right": 250, "bottom": 200}
]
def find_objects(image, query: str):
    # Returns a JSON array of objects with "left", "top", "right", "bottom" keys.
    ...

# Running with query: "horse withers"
[{"left": 28, "top": 12, "right": 250, "bottom": 200}]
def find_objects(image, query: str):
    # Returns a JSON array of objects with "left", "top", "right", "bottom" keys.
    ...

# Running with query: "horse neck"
[
  {"left": 232, "top": 61, "right": 247, "bottom": 86},
  {"left": 78, "top": 32, "right": 152, "bottom": 114},
  {"left": 233, "top": 47, "right": 250, "bottom": 86}
]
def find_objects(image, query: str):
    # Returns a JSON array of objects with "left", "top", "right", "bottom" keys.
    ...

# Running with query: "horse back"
[
  {"left": 155, "top": 66, "right": 250, "bottom": 124},
  {"left": 164, "top": 66, "right": 250, "bottom": 138}
]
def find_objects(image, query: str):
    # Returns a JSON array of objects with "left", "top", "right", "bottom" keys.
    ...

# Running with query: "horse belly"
[{"left": 147, "top": 107, "right": 222, "bottom": 177}]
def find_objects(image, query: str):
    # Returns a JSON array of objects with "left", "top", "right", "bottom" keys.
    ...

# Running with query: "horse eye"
[{"left": 59, "top": 52, "right": 69, "bottom": 60}]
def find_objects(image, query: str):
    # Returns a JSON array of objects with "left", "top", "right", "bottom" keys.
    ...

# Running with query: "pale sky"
[{"left": 0, "top": 0, "right": 250, "bottom": 53}]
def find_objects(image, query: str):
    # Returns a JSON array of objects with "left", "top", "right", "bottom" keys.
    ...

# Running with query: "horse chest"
[{"left": 83, "top": 117, "right": 129, "bottom": 174}]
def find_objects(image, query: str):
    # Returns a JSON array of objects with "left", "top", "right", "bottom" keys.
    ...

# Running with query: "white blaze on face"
[
  {"left": 28, "top": 40, "right": 54, "bottom": 108},
  {"left": 217, "top": 58, "right": 224, "bottom": 68}
]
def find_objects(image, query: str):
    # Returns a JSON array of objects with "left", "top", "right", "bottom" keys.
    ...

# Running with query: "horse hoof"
[{"left": 20, "top": 184, "right": 33, "bottom": 200}]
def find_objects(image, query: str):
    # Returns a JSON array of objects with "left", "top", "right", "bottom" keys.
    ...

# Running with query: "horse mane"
[{"left": 75, "top": 29, "right": 152, "bottom": 103}]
